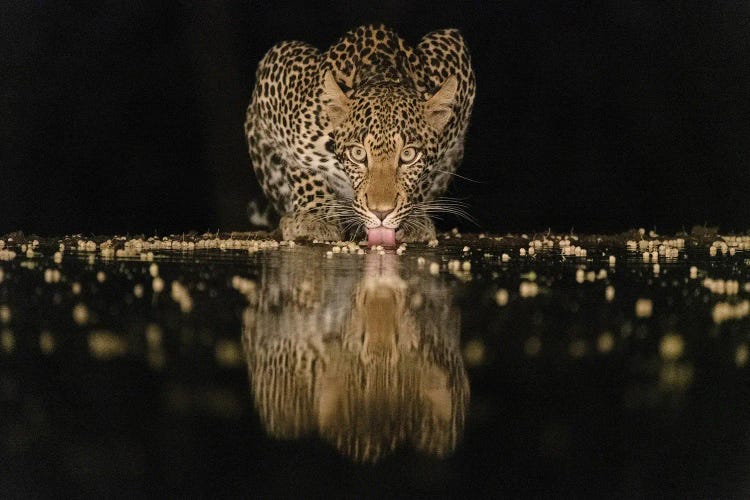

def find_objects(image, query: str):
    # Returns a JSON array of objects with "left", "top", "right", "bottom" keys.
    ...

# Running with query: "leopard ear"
[
  {"left": 322, "top": 71, "right": 349, "bottom": 127},
  {"left": 424, "top": 75, "right": 458, "bottom": 132}
]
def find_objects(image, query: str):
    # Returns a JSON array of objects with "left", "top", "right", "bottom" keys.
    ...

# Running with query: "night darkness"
[{"left": 3, "top": 1, "right": 750, "bottom": 236}]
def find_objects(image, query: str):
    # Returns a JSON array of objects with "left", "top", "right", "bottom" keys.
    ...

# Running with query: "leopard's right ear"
[
  {"left": 424, "top": 75, "right": 457, "bottom": 132},
  {"left": 321, "top": 71, "right": 349, "bottom": 127}
]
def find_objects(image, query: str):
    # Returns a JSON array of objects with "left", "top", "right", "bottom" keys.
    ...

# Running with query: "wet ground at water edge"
[{"left": 1, "top": 228, "right": 749, "bottom": 498}]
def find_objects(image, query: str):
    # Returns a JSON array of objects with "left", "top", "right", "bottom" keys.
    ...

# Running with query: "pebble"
[
  {"left": 495, "top": 288, "right": 509, "bottom": 306},
  {"left": 0, "top": 305, "right": 11, "bottom": 324},
  {"left": 146, "top": 324, "right": 163, "bottom": 348},
  {"left": 597, "top": 332, "right": 615, "bottom": 353},
  {"left": 1, "top": 330, "right": 15, "bottom": 353},
  {"left": 39, "top": 331, "right": 55, "bottom": 354},
  {"left": 635, "top": 298, "right": 653, "bottom": 318},
  {"left": 519, "top": 281, "right": 539, "bottom": 298},
  {"left": 44, "top": 269, "right": 61, "bottom": 283},
  {"left": 660, "top": 333, "right": 684, "bottom": 361},
  {"left": 735, "top": 344, "right": 748, "bottom": 367},
  {"left": 463, "top": 339, "right": 486, "bottom": 366},
  {"left": 72, "top": 303, "right": 89, "bottom": 325},
  {"left": 215, "top": 339, "right": 242, "bottom": 367},
  {"left": 524, "top": 336, "right": 541, "bottom": 357},
  {"left": 575, "top": 269, "right": 585, "bottom": 283}
]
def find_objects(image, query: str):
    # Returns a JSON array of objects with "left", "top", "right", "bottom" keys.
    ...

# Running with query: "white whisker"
[{"left": 431, "top": 168, "right": 482, "bottom": 184}]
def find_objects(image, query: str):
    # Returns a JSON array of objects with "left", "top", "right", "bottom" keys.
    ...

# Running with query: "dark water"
[{"left": 1, "top": 232, "right": 749, "bottom": 498}]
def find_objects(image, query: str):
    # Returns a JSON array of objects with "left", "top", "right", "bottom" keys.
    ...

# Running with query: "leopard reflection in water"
[{"left": 241, "top": 250, "right": 469, "bottom": 463}]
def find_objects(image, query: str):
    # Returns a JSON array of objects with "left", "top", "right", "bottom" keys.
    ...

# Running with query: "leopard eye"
[
  {"left": 399, "top": 146, "right": 420, "bottom": 165},
  {"left": 347, "top": 145, "right": 367, "bottom": 163}
]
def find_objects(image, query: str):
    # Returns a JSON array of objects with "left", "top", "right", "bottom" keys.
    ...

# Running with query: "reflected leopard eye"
[
  {"left": 348, "top": 145, "right": 367, "bottom": 163},
  {"left": 400, "top": 147, "right": 419, "bottom": 165}
]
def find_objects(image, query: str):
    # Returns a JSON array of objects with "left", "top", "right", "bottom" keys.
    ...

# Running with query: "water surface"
[{"left": 1, "top": 231, "right": 749, "bottom": 497}]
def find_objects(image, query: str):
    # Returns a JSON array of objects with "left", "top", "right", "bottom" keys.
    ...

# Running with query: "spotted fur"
[{"left": 245, "top": 25, "right": 476, "bottom": 241}]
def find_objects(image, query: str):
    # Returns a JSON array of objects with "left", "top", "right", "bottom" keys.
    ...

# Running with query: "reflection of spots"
[{"left": 242, "top": 254, "right": 468, "bottom": 462}]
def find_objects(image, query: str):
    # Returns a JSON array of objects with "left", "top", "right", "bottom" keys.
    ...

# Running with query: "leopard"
[
  {"left": 240, "top": 249, "right": 469, "bottom": 463},
  {"left": 245, "top": 24, "right": 476, "bottom": 244}
]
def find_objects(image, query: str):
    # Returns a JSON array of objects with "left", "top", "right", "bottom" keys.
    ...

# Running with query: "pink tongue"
[{"left": 367, "top": 227, "right": 397, "bottom": 247}]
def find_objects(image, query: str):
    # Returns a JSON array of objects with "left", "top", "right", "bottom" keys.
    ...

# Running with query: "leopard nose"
[{"left": 371, "top": 208, "right": 394, "bottom": 221}]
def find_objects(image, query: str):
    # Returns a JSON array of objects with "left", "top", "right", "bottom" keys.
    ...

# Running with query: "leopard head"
[{"left": 321, "top": 70, "right": 458, "bottom": 244}]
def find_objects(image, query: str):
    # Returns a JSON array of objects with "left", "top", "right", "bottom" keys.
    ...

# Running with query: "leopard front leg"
[
  {"left": 279, "top": 212, "right": 342, "bottom": 241},
  {"left": 279, "top": 171, "right": 343, "bottom": 241}
]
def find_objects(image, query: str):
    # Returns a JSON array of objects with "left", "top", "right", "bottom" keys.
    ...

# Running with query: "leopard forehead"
[{"left": 335, "top": 83, "right": 434, "bottom": 152}]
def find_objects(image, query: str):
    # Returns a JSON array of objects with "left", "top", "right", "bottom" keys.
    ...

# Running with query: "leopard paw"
[{"left": 279, "top": 214, "right": 342, "bottom": 241}]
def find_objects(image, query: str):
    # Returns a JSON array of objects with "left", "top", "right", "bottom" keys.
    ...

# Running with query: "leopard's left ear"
[
  {"left": 321, "top": 71, "right": 349, "bottom": 127},
  {"left": 424, "top": 75, "right": 458, "bottom": 132}
]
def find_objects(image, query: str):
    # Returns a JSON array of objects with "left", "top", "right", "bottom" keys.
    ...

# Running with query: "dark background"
[{"left": 3, "top": 1, "right": 749, "bottom": 236}]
